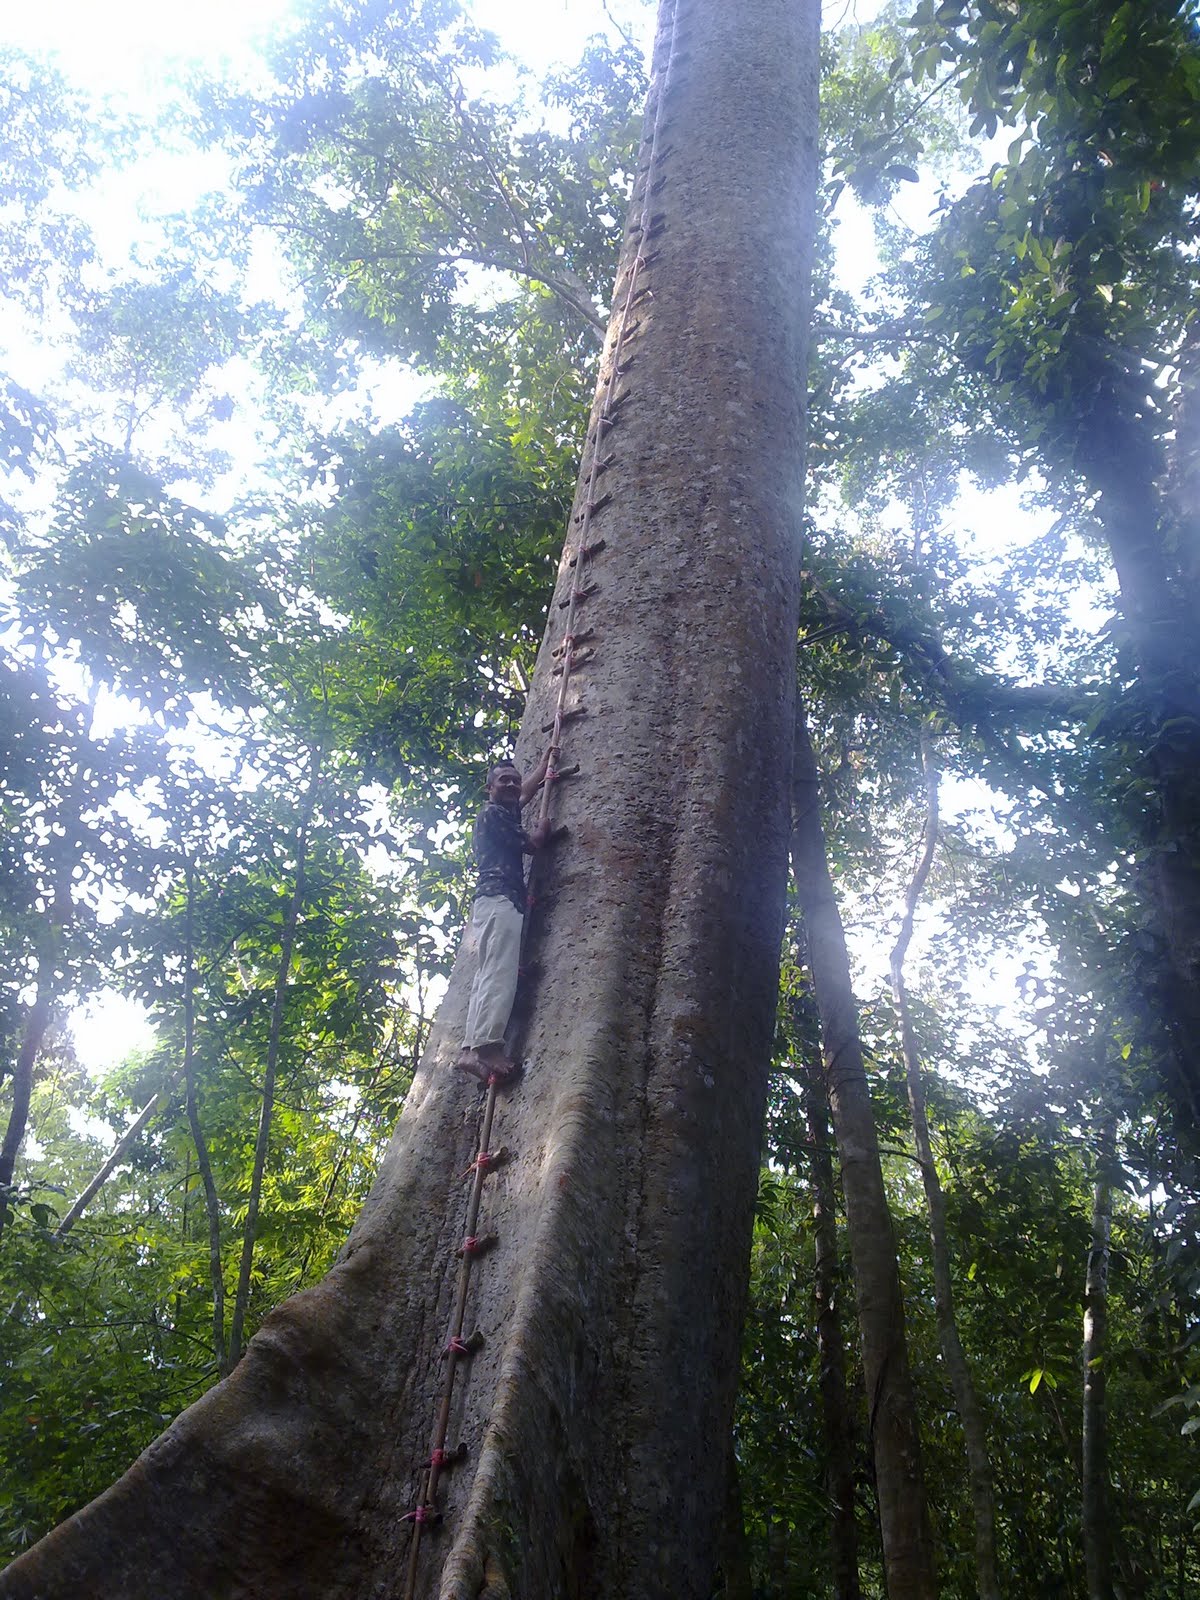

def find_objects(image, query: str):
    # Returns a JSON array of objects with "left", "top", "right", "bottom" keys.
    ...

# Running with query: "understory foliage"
[{"left": 1, "top": 1, "right": 1198, "bottom": 1594}]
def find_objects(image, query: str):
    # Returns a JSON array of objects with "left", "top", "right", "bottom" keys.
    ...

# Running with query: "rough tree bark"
[
  {"left": 1, "top": 3, "right": 819, "bottom": 1596},
  {"left": 718, "top": 1448, "right": 754, "bottom": 1600},
  {"left": 789, "top": 706, "right": 938, "bottom": 1600},
  {"left": 890, "top": 735, "right": 1001, "bottom": 1600}
]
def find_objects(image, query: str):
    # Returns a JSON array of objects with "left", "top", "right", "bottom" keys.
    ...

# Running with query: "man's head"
[{"left": 487, "top": 761, "right": 522, "bottom": 807}]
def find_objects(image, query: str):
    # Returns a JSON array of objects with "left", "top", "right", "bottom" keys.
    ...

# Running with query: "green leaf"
[{"left": 1101, "top": 2, "right": 1133, "bottom": 62}]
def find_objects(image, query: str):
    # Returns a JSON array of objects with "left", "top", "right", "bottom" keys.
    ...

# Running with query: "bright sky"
[
  {"left": 2, "top": 0, "right": 294, "bottom": 93},
  {"left": 0, "top": 0, "right": 651, "bottom": 89},
  {"left": 0, "top": 0, "right": 886, "bottom": 88}
]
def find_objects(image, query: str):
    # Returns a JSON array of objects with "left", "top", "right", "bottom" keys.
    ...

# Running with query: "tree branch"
[{"left": 801, "top": 575, "right": 1090, "bottom": 724}]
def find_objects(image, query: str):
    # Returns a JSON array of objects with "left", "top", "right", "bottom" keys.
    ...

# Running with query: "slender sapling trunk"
[
  {"left": 889, "top": 733, "right": 1001, "bottom": 1600},
  {"left": 789, "top": 702, "right": 937, "bottom": 1600}
]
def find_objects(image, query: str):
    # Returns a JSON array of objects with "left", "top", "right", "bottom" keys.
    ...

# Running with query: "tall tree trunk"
[
  {"left": 789, "top": 706, "right": 937, "bottom": 1600},
  {"left": 0, "top": 4, "right": 819, "bottom": 1596},
  {"left": 0, "top": 694, "right": 94, "bottom": 1239},
  {"left": 0, "top": 858, "right": 72, "bottom": 1239},
  {"left": 1084, "top": 401, "right": 1200, "bottom": 1129},
  {"left": 1081, "top": 1122, "right": 1115, "bottom": 1600},
  {"left": 227, "top": 747, "right": 323, "bottom": 1368},
  {"left": 0, "top": 983, "right": 54, "bottom": 1239},
  {"left": 798, "top": 1055, "right": 862, "bottom": 1600},
  {"left": 890, "top": 735, "right": 1000, "bottom": 1600},
  {"left": 180, "top": 854, "right": 227, "bottom": 1373}
]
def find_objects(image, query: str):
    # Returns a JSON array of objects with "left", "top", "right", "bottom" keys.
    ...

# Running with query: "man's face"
[{"left": 487, "top": 765, "right": 522, "bottom": 806}]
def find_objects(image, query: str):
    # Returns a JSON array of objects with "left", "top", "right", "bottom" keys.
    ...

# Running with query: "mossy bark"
[{"left": 0, "top": 3, "right": 819, "bottom": 1598}]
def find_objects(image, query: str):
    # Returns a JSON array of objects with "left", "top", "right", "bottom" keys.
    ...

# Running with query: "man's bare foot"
[
  {"left": 476, "top": 1043, "right": 521, "bottom": 1085},
  {"left": 455, "top": 1047, "right": 521, "bottom": 1086},
  {"left": 455, "top": 1048, "right": 488, "bottom": 1083}
]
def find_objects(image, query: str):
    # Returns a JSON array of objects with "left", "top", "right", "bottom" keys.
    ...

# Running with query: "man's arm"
[
  {"left": 519, "top": 746, "right": 558, "bottom": 807},
  {"left": 522, "top": 820, "right": 550, "bottom": 852}
]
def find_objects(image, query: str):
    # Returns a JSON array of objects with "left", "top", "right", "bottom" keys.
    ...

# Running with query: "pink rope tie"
[
  {"left": 460, "top": 1235, "right": 481, "bottom": 1256},
  {"left": 402, "top": 1505, "right": 435, "bottom": 1525},
  {"left": 444, "top": 1335, "right": 470, "bottom": 1356}
]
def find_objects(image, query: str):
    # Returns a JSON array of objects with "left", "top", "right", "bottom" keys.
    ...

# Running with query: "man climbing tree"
[
  {"left": 0, "top": 2, "right": 822, "bottom": 1596},
  {"left": 457, "top": 752, "right": 554, "bottom": 1085}
]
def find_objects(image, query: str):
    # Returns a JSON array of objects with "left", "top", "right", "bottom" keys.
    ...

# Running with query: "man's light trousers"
[{"left": 462, "top": 894, "right": 525, "bottom": 1049}]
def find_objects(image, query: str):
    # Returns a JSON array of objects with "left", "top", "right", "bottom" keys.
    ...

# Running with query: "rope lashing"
[
  {"left": 456, "top": 1232, "right": 496, "bottom": 1258},
  {"left": 400, "top": 4, "right": 683, "bottom": 1589},
  {"left": 459, "top": 1146, "right": 508, "bottom": 1180}
]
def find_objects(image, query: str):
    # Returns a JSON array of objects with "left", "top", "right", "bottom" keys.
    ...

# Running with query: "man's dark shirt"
[{"left": 473, "top": 801, "right": 530, "bottom": 913}]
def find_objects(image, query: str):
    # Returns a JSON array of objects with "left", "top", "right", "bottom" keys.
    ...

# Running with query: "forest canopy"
[{"left": 0, "top": 2, "right": 1198, "bottom": 1595}]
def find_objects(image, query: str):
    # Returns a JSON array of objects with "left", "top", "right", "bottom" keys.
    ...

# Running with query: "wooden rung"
[
  {"left": 552, "top": 649, "right": 594, "bottom": 678},
  {"left": 569, "top": 539, "right": 606, "bottom": 567},
  {"left": 552, "top": 628, "right": 594, "bottom": 658},
  {"left": 541, "top": 705, "right": 587, "bottom": 732}
]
